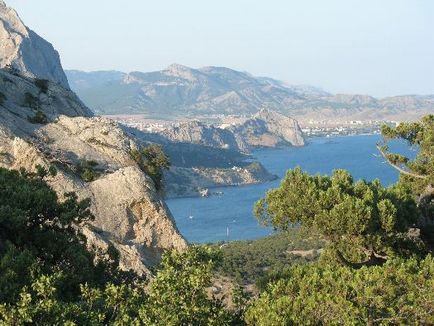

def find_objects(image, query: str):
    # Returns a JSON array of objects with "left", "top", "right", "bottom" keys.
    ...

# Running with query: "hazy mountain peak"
[
  {"left": 162, "top": 63, "right": 201, "bottom": 82},
  {"left": 0, "top": 0, "right": 69, "bottom": 88}
]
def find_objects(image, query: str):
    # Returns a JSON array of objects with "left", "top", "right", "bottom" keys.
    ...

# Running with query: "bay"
[{"left": 166, "top": 135, "right": 414, "bottom": 243}]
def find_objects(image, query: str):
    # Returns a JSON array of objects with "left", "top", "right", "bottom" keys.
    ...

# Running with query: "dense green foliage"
[
  {"left": 246, "top": 115, "right": 434, "bottom": 324},
  {"left": 255, "top": 168, "right": 422, "bottom": 267},
  {"left": 131, "top": 144, "right": 170, "bottom": 190},
  {"left": 216, "top": 230, "right": 324, "bottom": 285},
  {"left": 0, "top": 247, "right": 240, "bottom": 325},
  {"left": 0, "top": 167, "right": 239, "bottom": 325},
  {"left": 0, "top": 168, "right": 121, "bottom": 304},
  {"left": 245, "top": 256, "right": 434, "bottom": 325},
  {"left": 381, "top": 115, "right": 434, "bottom": 224}
]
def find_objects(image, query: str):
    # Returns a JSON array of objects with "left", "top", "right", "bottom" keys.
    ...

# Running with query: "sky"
[{"left": 6, "top": 0, "right": 434, "bottom": 97}]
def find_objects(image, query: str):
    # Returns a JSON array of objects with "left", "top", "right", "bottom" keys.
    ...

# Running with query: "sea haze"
[{"left": 166, "top": 134, "right": 415, "bottom": 243}]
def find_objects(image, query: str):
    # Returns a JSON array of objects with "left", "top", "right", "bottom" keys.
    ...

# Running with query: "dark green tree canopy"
[
  {"left": 0, "top": 167, "right": 120, "bottom": 303},
  {"left": 380, "top": 115, "right": 434, "bottom": 227},
  {"left": 255, "top": 168, "right": 421, "bottom": 267}
]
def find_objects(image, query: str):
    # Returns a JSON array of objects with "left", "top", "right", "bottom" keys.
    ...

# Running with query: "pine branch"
[{"left": 376, "top": 145, "right": 428, "bottom": 180}]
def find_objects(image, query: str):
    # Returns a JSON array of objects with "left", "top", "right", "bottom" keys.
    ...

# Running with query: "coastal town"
[{"left": 107, "top": 114, "right": 399, "bottom": 138}]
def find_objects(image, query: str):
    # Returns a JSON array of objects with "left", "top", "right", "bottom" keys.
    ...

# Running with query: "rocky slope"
[
  {"left": 0, "top": 1, "right": 69, "bottom": 88},
  {"left": 226, "top": 109, "right": 305, "bottom": 148},
  {"left": 157, "top": 120, "right": 248, "bottom": 152},
  {"left": 66, "top": 66, "right": 434, "bottom": 122},
  {"left": 165, "top": 163, "right": 276, "bottom": 198},
  {"left": 0, "top": 1, "right": 186, "bottom": 275},
  {"left": 136, "top": 109, "right": 304, "bottom": 153},
  {"left": 65, "top": 65, "right": 307, "bottom": 116},
  {"left": 0, "top": 69, "right": 187, "bottom": 275}
]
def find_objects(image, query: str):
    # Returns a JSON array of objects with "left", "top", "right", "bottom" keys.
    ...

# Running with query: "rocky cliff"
[
  {"left": 140, "top": 110, "right": 304, "bottom": 153},
  {"left": 155, "top": 120, "right": 248, "bottom": 152},
  {"left": 227, "top": 109, "right": 305, "bottom": 148},
  {"left": 0, "top": 69, "right": 187, "bottom": 275},
  {"left": 0, "top": 1, "right": 186, "bottom": 275},
  {"left": 165, "top": 162, "right": 277, "bottom": 198},
  {"left": 0, "top": 0, "right": 70, "bottom": 88}
]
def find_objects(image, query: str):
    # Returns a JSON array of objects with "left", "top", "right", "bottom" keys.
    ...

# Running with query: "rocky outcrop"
[
  {"left": 0, "top": 69, "right": 187, "bottom": 275},
  {"left": 140, "top": 110, "right": 304, "bottom": 153},
  {"left": 157, "top": 120, "right": 248, "bottom": 152},
  {"left": 0, "top": 1, "right": 187, "bottom": 275},
  {"left": 227, "top": 109, "right": 305, "bottom": 148},
  {"left": 164, "top": 162, "right": 277, "bottom": 198},
  {"left": 0, "top": 1, "right": 69, "bottom": 88}
]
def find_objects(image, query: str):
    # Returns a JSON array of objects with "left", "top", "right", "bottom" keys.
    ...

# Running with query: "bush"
[
  {"left": 0, "top": 247, "right": 239, "bottom": 325},
  {"left": 35, "top": 79, "right": 49, "bottom": 94},
  {"left": 75, "top": 160, "right": 100, "bottom": 182},
  {"left": 245, "top": 256, "right": 434, "bottom": 325},
  {"left": 23, "top": 92, "right": 40, "bottom": 110},
  {"left": 131, "top": 145, "right": 170, "bottom": 190},
  {"left": 0, "top": 167, "right": 121, "bottom": 304},
  {"left": 28, "top": 110, "right": 48, "bottom": 124},
  {"left": 215, "top": 229, "right": 325, "bottom": 285}
]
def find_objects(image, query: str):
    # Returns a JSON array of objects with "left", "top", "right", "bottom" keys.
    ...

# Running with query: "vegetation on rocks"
[
  {"left": 34, "top": 78, "right": 49, "bottom": 94},
  {"left": 27, "top": 110, "right": 48, "bottom": 124},
  {"left": 131, "top": 144, "right": 170, "bottom": 190},
  {"left": 75, "top": 159, "right": 101, "bottom": 182},
  {"left": 22, "top": 92, "right": 40, "bottom": 110}
]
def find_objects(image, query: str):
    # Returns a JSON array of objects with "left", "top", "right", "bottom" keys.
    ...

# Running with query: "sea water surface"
[{"left": 166, "top": 135, "right": 414, "bottom": 243}]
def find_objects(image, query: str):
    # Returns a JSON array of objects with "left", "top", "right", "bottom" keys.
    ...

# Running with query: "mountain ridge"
[{"left": 65, "top": 65, "right": 434, "bottom": 121}]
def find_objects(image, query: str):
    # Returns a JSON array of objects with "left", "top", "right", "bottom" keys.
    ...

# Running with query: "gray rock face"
[
  {"left": 229, "top": 109, "right": 305, "bottom": 148},
  {"left": 0, "top": 69, "right": 187, "bottom": 274},
  {"left": 158, "top": 120, "right": 248, "bottom": 152},
  {"left": 141, "top": 110, "right": 304, "bottom": 153},
  {"left": 165, "top": 162, "right": 277, "bottom": 198},
  {"left": 0, "top": 1, "right": 70, "bottom": 88}
]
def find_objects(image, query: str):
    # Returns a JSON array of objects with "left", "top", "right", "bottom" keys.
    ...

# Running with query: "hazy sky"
[{"left": 6, "top": 0, "right": 434, "bottom": 96}]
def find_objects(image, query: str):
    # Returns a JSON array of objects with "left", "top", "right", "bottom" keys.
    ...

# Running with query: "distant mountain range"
[{"left": 66, "top": 65, "right": 434, "bottom": 122}]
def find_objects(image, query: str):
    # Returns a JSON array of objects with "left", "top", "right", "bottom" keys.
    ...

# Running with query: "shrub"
[
  {"left": 131, "top": 145, "right": 170, "bottom": 190},
  {"left": 76, "top": 160, "right": 100, "bottom": 182},
  {"left": 28, "top": 110, "right": 48, "bottom": 124},
  {"left": 35, "top": 79, "right": 49, "bottom": 94},
  {"left": 245, "top": 256, "right": 434, "bottom": 325},
  {"left": 23, "top": 92, "right": 40, "bottom": 109}
]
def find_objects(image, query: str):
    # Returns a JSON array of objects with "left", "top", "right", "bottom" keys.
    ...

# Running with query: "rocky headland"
[{"left": 0, "top": 1, "right": 186, "bottom": 275}]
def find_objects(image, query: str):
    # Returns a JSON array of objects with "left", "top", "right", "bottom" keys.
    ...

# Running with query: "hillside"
[
  {"left": 66, "top": 66, "right": 434, "bottom": 121},
  {"left": 0, "top": 1, "right": 187, "bottom": 275}
]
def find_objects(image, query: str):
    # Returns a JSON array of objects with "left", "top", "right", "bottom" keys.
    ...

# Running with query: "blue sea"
[{"left": 166, "top": 135, "right": 414, "bottom": 243}]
